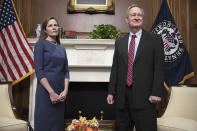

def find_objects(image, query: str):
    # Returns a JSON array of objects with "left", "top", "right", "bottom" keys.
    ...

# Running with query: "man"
[{"left": 107, "top": 4, "right": 164, "bottom": 131}]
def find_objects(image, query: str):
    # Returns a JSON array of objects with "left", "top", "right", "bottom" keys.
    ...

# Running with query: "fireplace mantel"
[{"left": 28, "top": 38, "right": 115, "bottom": 127}]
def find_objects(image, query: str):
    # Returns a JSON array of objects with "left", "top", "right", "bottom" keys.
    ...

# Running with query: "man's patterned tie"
[{"left": 127, "top": 35, "right": 136, "bottom": 86}]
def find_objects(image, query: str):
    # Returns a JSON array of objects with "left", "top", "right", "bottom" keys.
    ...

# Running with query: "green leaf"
[{"left": 89, "top": 24, "right": 121, "bottom": 39}]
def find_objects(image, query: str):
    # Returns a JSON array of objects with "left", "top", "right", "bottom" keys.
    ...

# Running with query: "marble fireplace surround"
[{"left": 28, "top": 38, "right": 115, "bottom": 126}]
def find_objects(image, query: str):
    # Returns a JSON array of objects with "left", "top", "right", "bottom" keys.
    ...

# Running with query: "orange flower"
[
  {"left": 66, "top": 116, "right": 99, "bottom": 131},
  {"left": 86, "top": 127, "right": 93, "bottom": 131}
]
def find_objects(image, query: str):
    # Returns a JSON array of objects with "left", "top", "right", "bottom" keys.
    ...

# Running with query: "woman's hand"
[
  {"left": 39, "top": 78, "right": 59, "bottom": 104},
  {"left": 49, "top": 91, "right": 59, "bottom": 104},
  {"left": 58, "top": 90, "right": 67, "bottom": 102},
  {"left": 58, "top": 79, "right": 69, "bottom": 102}
]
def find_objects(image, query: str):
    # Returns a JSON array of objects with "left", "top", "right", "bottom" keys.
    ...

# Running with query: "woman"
[{"left": 34, "top": 17, "right": 69, "bottom": 131}]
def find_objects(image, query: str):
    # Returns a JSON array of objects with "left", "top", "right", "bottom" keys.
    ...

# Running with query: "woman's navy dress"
[{"left": 34, "top": 40, "right": 69, "bottom": 131}]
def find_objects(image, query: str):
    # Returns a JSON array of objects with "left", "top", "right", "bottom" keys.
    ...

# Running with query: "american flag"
[{"left": 0, "top": 0, "right": 34, "bottom": 85}]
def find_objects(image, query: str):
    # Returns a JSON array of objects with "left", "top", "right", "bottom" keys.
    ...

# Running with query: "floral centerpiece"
[{"left": 66, "top": 116, "right": 99, "bottom": 131}]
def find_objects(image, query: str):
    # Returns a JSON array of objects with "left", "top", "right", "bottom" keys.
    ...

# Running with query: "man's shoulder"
[
  {"left": 115, "top": 33, "right": 129, "bottom": 42},
  {"left": 142, "top": 29, "right": 162, "bottom": 40}
]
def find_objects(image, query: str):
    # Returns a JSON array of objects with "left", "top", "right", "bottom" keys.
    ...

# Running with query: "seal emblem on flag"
[{"left": 152, "top": 20, "right": 184, "bottom": 62}]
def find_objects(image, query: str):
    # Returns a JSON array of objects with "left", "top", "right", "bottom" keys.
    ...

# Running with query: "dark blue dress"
[{"left": 34, "top": 40, "right": 69, "bottom": 131}]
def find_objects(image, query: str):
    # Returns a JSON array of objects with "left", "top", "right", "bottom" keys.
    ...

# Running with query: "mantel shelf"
[
  {"left": 69, "top": 64, "right": 111, "bottom": 68},
  {"left": 27, "top": 38, "right": 115, "bottom": 46},
  {"left": 28, "top": 38, "right": 115, "bottom": 82}
]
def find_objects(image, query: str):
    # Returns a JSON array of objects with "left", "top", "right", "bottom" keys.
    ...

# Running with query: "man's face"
[{"left": 125, "top": 7, "right": 144, "bottom": 29}]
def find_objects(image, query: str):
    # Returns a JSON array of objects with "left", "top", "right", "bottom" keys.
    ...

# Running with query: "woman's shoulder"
[
  {"left": 35, "top": 39, "right": 48, "bottom": 46},
  {"left": 59, "top": 44, "right": 66, "bottom": 51},
  {"left": 35, "top": 40, "right": 47, "bottom": 49},
  {"left": 36, "top": 39, "right": 47, "bottom": 44}
]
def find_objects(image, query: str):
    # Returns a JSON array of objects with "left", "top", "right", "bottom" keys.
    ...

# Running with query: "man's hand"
[
  {"left": 107, "top": 94, "right": 114, "bottom": 104},
  {"left": 149, "top": 96, "right": 161, "bottom": 103}
]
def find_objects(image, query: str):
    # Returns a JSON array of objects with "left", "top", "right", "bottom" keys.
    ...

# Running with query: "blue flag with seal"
[{"left": 151, "top": 0, "right": 194, "bottom": 90}]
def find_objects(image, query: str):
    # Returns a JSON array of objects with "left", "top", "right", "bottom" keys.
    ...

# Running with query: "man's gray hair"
[{"left": 126, "top": 4, "right": 144, "bottom": 17}]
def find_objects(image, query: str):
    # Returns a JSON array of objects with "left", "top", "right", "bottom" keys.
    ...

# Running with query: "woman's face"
[{"left": 45, "top": 19, "right": 58, "bottom": 38}]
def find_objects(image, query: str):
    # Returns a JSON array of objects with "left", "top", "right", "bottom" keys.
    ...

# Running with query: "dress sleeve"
[
  {"left": 34, "top": 41, "right": 45, "bottom": 80},
  {"left": 64, "top": 49, "right": 70, "bottom": 79}
]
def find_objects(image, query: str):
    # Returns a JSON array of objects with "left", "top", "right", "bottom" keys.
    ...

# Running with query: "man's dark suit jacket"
[{"left": 108, "top": 29, "right": 164, "bottom": 109}]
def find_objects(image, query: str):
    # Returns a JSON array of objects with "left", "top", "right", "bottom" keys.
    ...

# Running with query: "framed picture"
[{"left": 67, "top": 0, "right": 115, "bottom": 14}]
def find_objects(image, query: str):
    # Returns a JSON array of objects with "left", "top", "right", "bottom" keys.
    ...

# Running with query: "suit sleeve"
[
  {"left": 152, "top": 35, "right": 164, "bottom": 97},
  {"left": 108, "top": 40, "right": 119, "bottom": 95}
]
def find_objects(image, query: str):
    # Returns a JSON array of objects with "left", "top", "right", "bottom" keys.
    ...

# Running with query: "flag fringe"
[
  {"left": 166, "top": 0, "right": 170, "bottom": 9},
  {"left": 179, "top": 72, "right": 195, "bottom": 84},
  {"left": 11, "top": 0, "right": 27, "bottom": 38},
  {"left": 11, "top": 69, "right": 35, "bottom": 86},
  {"left": 164, "top": 72, "right": 195, "bottom": 92},
  {"left": 164, "top": 82, "right": 169, "bottom": 92}
]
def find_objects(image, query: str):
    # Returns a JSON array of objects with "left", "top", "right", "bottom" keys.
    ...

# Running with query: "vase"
[{"left": 35, "top": 24, "right": 41, "bottom": 38}]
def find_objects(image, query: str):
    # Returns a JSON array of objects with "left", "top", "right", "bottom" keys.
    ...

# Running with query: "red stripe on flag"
[
  {"left": 0, "top": 63, "right": 8, "bottom": 81},
  {"left": 17, "top": 22, "right": 32, "bottom": 49},
  {"left": 0, "top": 38, "right": 16, "bottom": 81},
  {"left": 14, "top": 22, "right": 34, "bottom": 68},
  {"left": 11, "top": 24, "right": 29, "bottom": 73},
  {"left": 5, "top": 27, "right": 23, "bottom": 77}
]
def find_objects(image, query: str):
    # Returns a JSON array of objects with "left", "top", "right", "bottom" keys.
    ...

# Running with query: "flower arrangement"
[{"left": 66, "top": 116, "right": 99, "bottom": 131}]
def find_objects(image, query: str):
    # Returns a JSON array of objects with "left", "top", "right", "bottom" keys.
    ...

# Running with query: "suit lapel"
[
  {"left": 122, "top": 34, "right": 129, "bottom": 64},
  {"left": 134, "top": 29, "right": 147, "bottom": 64}
]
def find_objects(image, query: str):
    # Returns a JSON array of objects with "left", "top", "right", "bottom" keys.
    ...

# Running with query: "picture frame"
[{"left": 67, "top": 0, "right": 115, "bottom": 14}]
